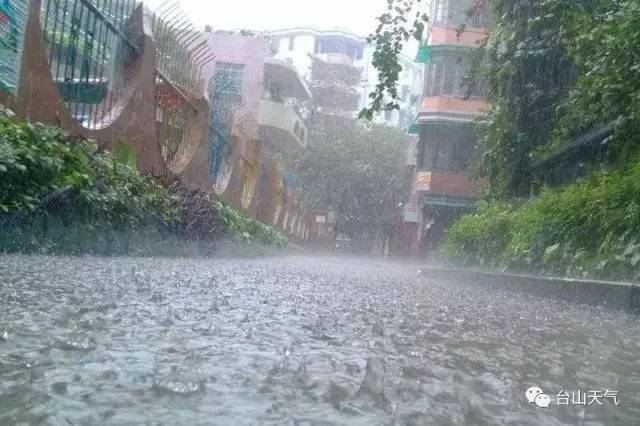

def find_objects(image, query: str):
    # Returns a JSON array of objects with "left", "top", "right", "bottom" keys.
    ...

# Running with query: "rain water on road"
[{"left": 1, "top": 255, "right": 638, "bottom": 425}]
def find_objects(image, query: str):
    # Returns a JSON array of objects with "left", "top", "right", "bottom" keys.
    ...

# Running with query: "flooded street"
[{"left": 1, "top": 255, "right": 638, "bottom": 425}]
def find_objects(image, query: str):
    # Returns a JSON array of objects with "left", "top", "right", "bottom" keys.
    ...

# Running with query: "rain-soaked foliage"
[
  {"left": 445, "top": 159, "right": 640, "bottom": 281},
  {"left": 0, "top": 112, "right": 286, "bottom": 254},
  {"left": 475, "top": 0, "right": 640, "bottom": 197},
  {"left": 295, "top": 57, "right": 409, "bottom": 251},
  {"left": 441, "top": 0, "right": 640, "bottom": 280},
  {"left": 0, "top": 111, "right": 181, "bottom": 253},
  {"left": 367, "top": 0, "right": 640, "bottom": 197}
]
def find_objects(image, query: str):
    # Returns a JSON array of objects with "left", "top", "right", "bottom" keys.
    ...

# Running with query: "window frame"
[{"left": 214, "top": 62, "right": 245, "bottom": 94}]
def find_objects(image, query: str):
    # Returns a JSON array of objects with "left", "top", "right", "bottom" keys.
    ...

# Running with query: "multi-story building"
[
  {"left": 269, "top": 27, "right": 425, "bottom": 251},
  {"left": 181, "top": 30, "right": 311, "bottom": 238},
  {"left": 268, "top": 27, "right": 424, "bottom": 130},
  {"left": 406, "top": 0, "right": 491, "bottom": 253}
]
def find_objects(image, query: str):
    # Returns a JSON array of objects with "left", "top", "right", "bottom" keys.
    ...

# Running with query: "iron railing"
[
  {"left": 0, "top": 0, "right": 29, "bottom": 95},
  {"left": 40, "top": 0, "right": 139, "bottom": 128},
  {"left": 150, "top": 0, "right": 214, "bottom": 99},
  {"left": 208, "top": 71, "right": 243, "bottom": 181},
  {"left": 150, "top": 1, "right": 214, "bottom": 165},
  {"left": 155, "top": 72, "right": 188, "bottom": 163}
]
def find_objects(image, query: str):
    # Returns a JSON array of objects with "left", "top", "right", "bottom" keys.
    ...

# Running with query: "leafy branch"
[{"left": 360, "top": 0, "right": 429, "bottom": 120}]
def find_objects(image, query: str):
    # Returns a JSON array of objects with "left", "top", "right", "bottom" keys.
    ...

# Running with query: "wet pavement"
[{"left": 0, "top": 254, "right": 639, "bottom": 425}]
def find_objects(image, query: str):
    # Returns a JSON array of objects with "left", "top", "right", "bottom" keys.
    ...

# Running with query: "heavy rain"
[
  {"left": 2, "top": 255, "right": 639, "bottom": 424},
  {"left": 1, "top": 0, "right": 640, "bottom": 425}
]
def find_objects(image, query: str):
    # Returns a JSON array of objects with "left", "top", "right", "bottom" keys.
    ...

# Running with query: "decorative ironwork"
[
  {"left": 0, "top": 0, "right": 28, "bottom": 94},
  {"left": 155, "top": 75, "right": 187, "bottom": 163},
  {"left": 208, "top": 71, "right": 244, "bottom": 182},
  {"left": 40, "top": 0, "right": 139, "bottom": 128},
  {"left": 150, "top": 0, "right": 214, "bottom": 99},
  {"left": 150, "top": 1, "right": 214, "bottom": 166}
]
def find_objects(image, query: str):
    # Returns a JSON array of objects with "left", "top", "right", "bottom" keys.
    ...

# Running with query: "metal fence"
[
  {"left": 0, "top": 0, "right": 29, "bottom": 95},
  {"left": 150, "top": 1, "right": 214, "bottom": 165},
  {"left": 208, "top": 71, "right": 243, "bottom": 181},
  {"left": 40, "top": 0, "right": 139, "bottom": 128},
  {"left": 155, "top": 73, "right": 188, "bottom": 163},
  {"left": 150, "top": 1, "right": 214, "bottom": 99}
]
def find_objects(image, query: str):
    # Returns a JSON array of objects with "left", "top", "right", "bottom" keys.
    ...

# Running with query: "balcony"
[
  {"left": 316, "top": 53, "right": 354, "bottom": 67},
  {"left": 259, "top": 98, "right": 308, "bottom": 150},
  {"left": 418, "top": 97, "right": 489, "bottom": 123},
  {"left": 429, "top": 26, "right": 488, "bottom": 48},
  {"left": 263, "top": 58, "right": 311, "bottom": 100}
]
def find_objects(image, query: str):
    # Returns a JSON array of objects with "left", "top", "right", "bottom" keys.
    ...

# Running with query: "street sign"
[
  {"left": 403, "top": 203, "right": 419, "bottom": 223},
  {"left": 416, "top": 172, "right": 432, "bottom": 192}
]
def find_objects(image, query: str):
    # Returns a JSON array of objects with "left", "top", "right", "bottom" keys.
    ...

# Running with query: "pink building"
[{"left": 189, "top": 31, "right": 311, "bottom": 238}]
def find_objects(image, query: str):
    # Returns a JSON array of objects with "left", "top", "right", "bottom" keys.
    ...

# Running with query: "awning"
[
  {"left": 421, "top": 195, "right": 478, "bottom": 210},
  {"left": 415, "top": 43, "right": 431, "bottom": 63},
  {"left": 264, "top": 58, "right": 311, "bottom": 100}
]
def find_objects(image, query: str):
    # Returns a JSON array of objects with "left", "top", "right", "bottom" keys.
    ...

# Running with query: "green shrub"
[
  {"left": 0, "top": 112, "right": 181, "bottom": 253},
  {"left": 445, "top": 162, "right": 640, "bottom": 281},
  {"left": 216, "top": 202, "right": 288, "bottom": 248},
  {"left": 444, "top": 202, "right": 515, "bottom": 269},
  {"left": 0, "top": 112, "right": 287, "bottom": 254}
]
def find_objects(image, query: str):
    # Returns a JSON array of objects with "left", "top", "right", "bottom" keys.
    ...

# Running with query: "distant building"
[
  {"left": 197, "top": 30, "right": 311, "bottom": 238},
  {"left": 405, "top": 0, "right": 491, "bottom": 254},
  {"left": 268, "top": 27, "right": 424, "bottom": 130}
]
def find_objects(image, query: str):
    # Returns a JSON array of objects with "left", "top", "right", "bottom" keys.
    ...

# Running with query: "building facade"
[
  {"left": 5, "top": 0, "right": 320, "bottom": 244},
  {"left": 269, "top": 27, "right": 424, "bottom": 130},
  {"left": 194, "top": 31, "right": 312, "bottom": 239},
  {"left": 407, "top": 0, "right": 491, "bottom": 253}
]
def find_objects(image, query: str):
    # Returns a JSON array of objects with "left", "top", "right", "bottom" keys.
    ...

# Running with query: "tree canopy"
[
  {"left": 366, "top": 0, "right": 640, "bottom": 197},
  {"left": 295, "top": 115, "right": 408, "bottom": 249},
  {"left": 295, "top": 56, "right": 409, "bottom": 250}
]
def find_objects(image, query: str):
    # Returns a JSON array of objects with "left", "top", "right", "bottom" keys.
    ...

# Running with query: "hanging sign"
[{"left": 416, "top": 172, "right": 432, "bottom": 192}]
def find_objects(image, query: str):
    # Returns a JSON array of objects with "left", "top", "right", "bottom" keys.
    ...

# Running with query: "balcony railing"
[
  {"left": 419, "top": 96, "right": 489, "bottom": 123},
  {"left": 259, "top": 98, "right": 307, "bottom": 150}
]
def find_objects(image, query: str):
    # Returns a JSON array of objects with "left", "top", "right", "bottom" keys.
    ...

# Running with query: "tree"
[
  {"left": 360, "top": 0, "right": 429, "bottom": 120},
  {"left": 365, "top": 0, "right": 621, "bottom": 197},
  {"left": 471, "top": 0, "right": 589, "bottom": 196},
  {"left": 295, "top": 56, "right": 409, "bottom": 251},
  {"left": 295, "top": 115, "right": 409, "bottom": 251},
  {"left": 307, "top": 57, "right": 361, "bottom": 115}
]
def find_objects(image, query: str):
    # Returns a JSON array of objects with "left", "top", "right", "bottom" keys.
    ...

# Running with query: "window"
[
  {"left": 470, "top": 3, "right": 491, "bottom": 28},
  {"left": 315, "top": 36, "right": 363, "bottom": 60},
  {"left": 432, "top": 0, "right": 490, "bottom": 27},
  {"left": 425, "top": 53, "right": 482, "bottom": 98},
  {"left": 427, "top": 61, "right": 445, "bottom": 96},
  {"left": 214, "top": 62, "right": 244, "bottom": 93},
  {"left": 421, "top": 124, "right": 477, "bottom": 171},
  {"left": 434, "top": 0, "right": 449, "bottom": 24}
]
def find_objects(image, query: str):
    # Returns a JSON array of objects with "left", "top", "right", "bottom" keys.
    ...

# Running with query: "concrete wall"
[
  {"left": 429, "top": 170, "right": 487, "bottom": 199},
  {"left": 12, "top": 0, "right": 210, "bottom": 178},
  {"left": 5, "top": 4, "right": 314, "bottom": 244}
]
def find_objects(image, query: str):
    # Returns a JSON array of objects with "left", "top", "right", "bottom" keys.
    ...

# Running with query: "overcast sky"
[{"left": 147, "top": 0, "right": 389, "bottom": 37}]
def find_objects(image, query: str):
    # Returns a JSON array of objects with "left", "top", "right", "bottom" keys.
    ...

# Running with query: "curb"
[{"left": 420, "top": 267, "right": 640, "bottom": 315}]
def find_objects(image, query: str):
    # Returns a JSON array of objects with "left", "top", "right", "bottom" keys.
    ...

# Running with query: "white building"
[{"left": 269, "top": 27, "right": 424, "bottom": 130}]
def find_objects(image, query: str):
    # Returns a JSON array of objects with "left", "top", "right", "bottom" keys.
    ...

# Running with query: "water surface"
[{"left": 1, "top": 255, "right": 638, "bottom": 425}]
